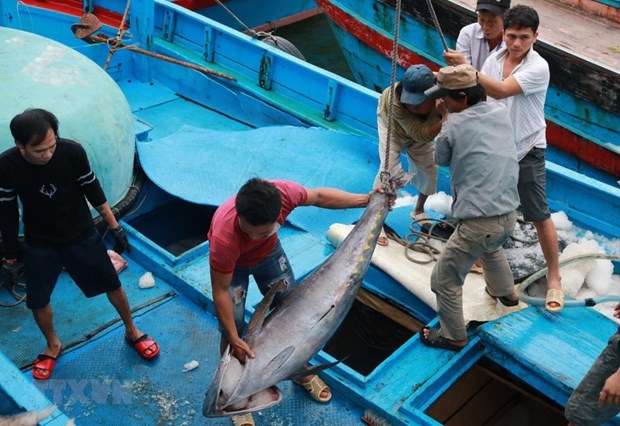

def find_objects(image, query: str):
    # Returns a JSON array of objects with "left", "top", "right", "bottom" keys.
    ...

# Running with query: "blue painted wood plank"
[{"left": 478, "top": 306, "right": 618, "bottom": 405}]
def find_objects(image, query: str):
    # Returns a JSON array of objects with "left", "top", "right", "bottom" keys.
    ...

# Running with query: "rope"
[
  {"left": 86, "top": 33, "right": 237, "bottom": 81},
  {"left": 424, "top": 0, "right": 449, "bottom": 51},
  {"left": 0, "top": 264, "right": 27, "bottom": 308},
  {"left": 214, "top": 0, "right": 257, "bottom": 37},
  {"left": 382, "top": 217, "right": 447, "bottom": 265},
  {"left": 382, "top": 215, "right": 620, "bottom": 311},
  {"left": 517, "top": 253, "right": 620, "bottom": 308},
  {"left": 0, "top": 283, "right": 26, "bottom": 307},
  {"left": 381, "top": 0, "right": 404, "bottom": 194},
  {"left": 103, "top": 0, "right": 131, "bottom": 71}
]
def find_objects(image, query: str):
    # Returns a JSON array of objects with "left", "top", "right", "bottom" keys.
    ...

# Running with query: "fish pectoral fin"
[
  {"left": 288, "top": 360, "right": 341, "bottom": 380},
  {"left": 266, "top": 346, "right": 296, "bottom": 372},
  {"left": 246, "top": 280, "right": 288, "bottom": 336}
]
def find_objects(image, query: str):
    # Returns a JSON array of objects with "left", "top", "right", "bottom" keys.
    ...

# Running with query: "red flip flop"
[
  {"left": 126, "top": 334, "right": 160, "bottom": 359},
  {"left": 32, "top": 353, "right": 60, "bottom": 380}
]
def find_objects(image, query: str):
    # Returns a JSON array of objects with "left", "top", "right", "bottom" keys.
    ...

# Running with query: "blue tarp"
[{"left": 137, "top": 125, "right": 380, "bottom": 237}]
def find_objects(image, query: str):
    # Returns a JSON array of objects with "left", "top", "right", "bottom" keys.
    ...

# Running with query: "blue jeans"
[{"left": 226, "top": 241, "right": 296, "bottom": 336}]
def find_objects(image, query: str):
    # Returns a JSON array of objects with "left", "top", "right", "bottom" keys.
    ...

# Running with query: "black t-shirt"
[{"left": 0, "top": 139, "right": 107, "bottom": 255}]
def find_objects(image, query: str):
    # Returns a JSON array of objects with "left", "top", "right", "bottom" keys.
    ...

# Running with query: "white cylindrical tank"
[{"left": 0, "top": 27, "right": 135, "bottom": 208}]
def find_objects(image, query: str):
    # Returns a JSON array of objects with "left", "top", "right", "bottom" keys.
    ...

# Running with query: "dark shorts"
[
  {"left": 518, "top": 148, "right": 550, "bottom": 222},
  {"left": 565, "top": 331, "right": 620, "bottom": 425},
  {"left": 24, "top": 231, "right": 121, "bottom": 310}
]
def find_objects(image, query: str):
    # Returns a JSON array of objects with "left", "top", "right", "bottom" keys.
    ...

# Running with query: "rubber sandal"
[
  {"left": 125, "top": 334, "right": 160, "bottom": 359},
  {"left": 410, "top": 212, "right": 431, "bottom": 227},
  {"left": 32, "top": 349, "right": 62, "bottom": 380},
  {"left": 485, "top": 287, "right": 519, "bottom": 307},
  {"left": 546, "top": 288, "right": 564, "bottom": 312},
  {"left": 232, "top": 413, "right": 255, "bottom": 426},
  {"left": 378, "top": 228, "right": 388, "bottom": 246},
  {"left": 419, "top": 326, "right": 464, "bottom": 352},
  {"left": 420, "top": 221, "right": 455, "bottom": 239},
  {"left": 294, "top": 376, "right": 332, "bottom": 403}
]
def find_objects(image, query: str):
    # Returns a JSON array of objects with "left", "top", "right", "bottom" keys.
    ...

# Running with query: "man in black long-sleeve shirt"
[{"left": 0, "top": 108, "right": 160, "bottom": 380}]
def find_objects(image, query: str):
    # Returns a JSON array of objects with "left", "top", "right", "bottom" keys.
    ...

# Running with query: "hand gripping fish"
[{"left": 203, "top": 190, "right": 392, "bottom": 416}]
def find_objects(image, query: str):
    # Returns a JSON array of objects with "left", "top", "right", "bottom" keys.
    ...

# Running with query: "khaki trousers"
[{"left": 430, "top": 212, "right": 517, "bottom": 341}]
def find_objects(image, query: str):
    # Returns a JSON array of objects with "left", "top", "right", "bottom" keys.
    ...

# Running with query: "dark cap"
[
  {"left": 424, "top": 64, "right": 479, "bottom": 99},
  {"left": 475, "top": 0, "right": 510, "bottom": 15},
  {"left": 400, "top": 64, "right": 435, "bottom": 106}
]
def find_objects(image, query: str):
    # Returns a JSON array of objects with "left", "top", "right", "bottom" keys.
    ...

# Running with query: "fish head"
[{"left": 202, "top": 346, "right": 283, "bottom": 417}]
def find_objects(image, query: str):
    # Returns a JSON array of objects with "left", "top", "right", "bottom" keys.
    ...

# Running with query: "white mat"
[{"left": 326, "top": 224, "right": 527, "bottom": 324}]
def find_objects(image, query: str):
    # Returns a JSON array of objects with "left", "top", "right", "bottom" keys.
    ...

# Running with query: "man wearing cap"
[
  {"left": 419, "top": 64, "right": 519, "bottom": 351},
  {"left": 442, "top": 5, "right": 563, "bottom": 312},
  {"left": 444, "top": 0, "right": 510, "bottom": 70},
  {"left": 374, "top": 64, "right": 443, "bottom": 246}
]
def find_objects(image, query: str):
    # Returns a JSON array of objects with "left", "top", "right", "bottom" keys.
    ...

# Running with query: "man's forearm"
[
  {"left": 96, "top": 202, "right": 120, "bottom": 229},
  {"left": 313, "top": 188, "right": 369, "bottom": 209},
  {"left": 213, "top": 288, "right": 238, "bottom": 341}
]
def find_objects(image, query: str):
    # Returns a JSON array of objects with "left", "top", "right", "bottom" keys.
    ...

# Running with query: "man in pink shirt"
[{"left": 208, "top": 178, "right": 372, "bottom": 423}]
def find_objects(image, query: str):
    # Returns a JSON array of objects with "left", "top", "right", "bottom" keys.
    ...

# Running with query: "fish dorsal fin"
[{"left": 245, "top": 280, "right": 288, "bottom": 337}]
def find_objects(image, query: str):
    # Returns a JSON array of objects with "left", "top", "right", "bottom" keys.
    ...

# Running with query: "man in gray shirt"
[{"left": 419, "top": 64, "right": 520, "bottom": 351}]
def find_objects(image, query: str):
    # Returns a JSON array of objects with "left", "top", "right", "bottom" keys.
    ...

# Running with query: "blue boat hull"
[{"left": 317, "top": 0, "right": 620, "bottom": 178}]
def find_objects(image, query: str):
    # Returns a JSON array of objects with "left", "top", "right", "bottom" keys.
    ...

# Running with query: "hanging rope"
[
  {"left": 103, "top": 0, "right": 131, "bottom": 71},
  {"left": 381, "top": 0, "right": 404, "bottom": 196},
  {"left": 424, "top": 0, "right": 449, "bottom": 51},
  {"left": 214, "top": 0, "right": 257, "bottom": 36},
  {"left": 213, "top": 0, "right": 282, "bottom": 41}
]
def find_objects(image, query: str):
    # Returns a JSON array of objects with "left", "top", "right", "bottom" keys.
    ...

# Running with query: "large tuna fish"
[{"left": 203, "top": 190, "right": 392, "bottom": 416}]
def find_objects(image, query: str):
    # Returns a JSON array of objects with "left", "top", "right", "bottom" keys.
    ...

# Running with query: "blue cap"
[{"left": 400, "top": 64, "right": 435, "bottom": 106}]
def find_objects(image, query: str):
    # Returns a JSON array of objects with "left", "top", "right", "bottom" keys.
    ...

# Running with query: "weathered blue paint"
[
  {"left": 319, "top": 0, "right": 620, "bottom": 173},
  {"left": 0, "top": 352, "right": 72, "bottom": 424}
]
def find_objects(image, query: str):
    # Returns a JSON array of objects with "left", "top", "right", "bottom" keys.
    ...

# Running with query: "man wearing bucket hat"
[
  {"left": 418, "top": 64, "right": 520, "bottom": 351},
  {"left": 374, "top": 64, "right": 444, "bottom": 246},
  {"left": 444, "top": 0, "right": 511, "bottom": 70}
]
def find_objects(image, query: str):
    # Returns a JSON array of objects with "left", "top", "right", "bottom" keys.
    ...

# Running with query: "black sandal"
[{"left": 419, "top": 326, "right": 464, "bottom": 351}]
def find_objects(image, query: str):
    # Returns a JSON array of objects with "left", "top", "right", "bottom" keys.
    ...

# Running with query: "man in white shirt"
[
  {"left": 444, "top": 0, "right": 510, "bottom": 70},
  {"left": 444, "top": 5, "right": 564, "bottom": 312}
]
